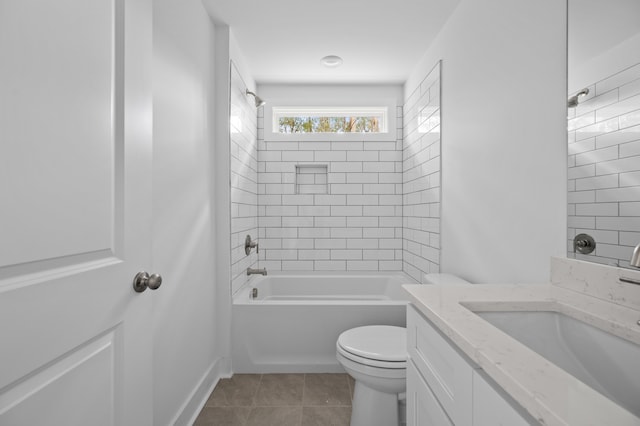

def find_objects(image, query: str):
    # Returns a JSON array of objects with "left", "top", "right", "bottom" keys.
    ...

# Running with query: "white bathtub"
[{"left": 231, "top": 272, "right": 417, "bottom": 373}]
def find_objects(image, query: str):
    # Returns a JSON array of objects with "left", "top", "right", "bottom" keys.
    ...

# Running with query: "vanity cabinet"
[
  {"left": 472, "top": 369, "right": 532, "bottom": 426},
  {"left": 406, "top": 305, "right": 535, "bottom": 426}
]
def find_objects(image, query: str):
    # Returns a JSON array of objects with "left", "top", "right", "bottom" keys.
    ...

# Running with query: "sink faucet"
[
  {"left": 247, "top": 267, "right": 267, "bottom": 276},
  {"left": 631, "top": 243, "right": 640, "bottom": 268}
]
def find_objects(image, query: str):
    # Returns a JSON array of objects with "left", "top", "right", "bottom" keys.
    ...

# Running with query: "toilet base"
[{"left": 351, "top": 381, "right": 400, "bottom": 426}]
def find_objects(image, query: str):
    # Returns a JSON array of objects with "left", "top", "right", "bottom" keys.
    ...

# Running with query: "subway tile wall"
[
  {"left": 230, "top": 65, "right": 258, "bottom": 294},
  {"left": 256, "top": 110, "right": 404, "bottom": 272},
  {"left": 402, "top": 62, "right": 441, "bottom": 282},
  {"left": 568, "top": 62, "right": 640, "bottom": 267}
]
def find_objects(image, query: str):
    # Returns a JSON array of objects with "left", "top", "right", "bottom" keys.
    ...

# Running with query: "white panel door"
[{"left": 0, "top": 0, "right": 154, "bottom": 425}]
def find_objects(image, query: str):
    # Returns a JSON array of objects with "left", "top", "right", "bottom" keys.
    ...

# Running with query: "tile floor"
[{"left": 194, "top": 373, "right": 354, "bottom": 426}]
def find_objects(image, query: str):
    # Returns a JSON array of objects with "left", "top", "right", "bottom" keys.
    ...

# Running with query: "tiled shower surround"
[
  {"left": 256, "top": 111, "right": 405, "bottom": 273},
  {"left": 230, "top": 64, "right": 259, "bottom": 293},
  {"left": 402, "top": 63, "right": 441, "bottom": 281},
  {"left": 229, "top": 64, "right": 442, "bottom": 282},
  {"left": 568, "top": 62, "right": 640, "bottom": 267}
]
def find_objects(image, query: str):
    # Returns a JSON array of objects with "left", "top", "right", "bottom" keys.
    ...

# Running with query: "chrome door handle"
[{"left": 132, "top": 271, "right": 163, "bottom": 293}]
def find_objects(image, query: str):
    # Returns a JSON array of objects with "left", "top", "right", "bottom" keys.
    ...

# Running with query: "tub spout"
[{"left": 247, "top": 267, "right": 267, "bottom": 276}]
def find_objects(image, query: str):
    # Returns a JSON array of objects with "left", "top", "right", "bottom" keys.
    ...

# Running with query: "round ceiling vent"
[{"left": 321, "top": 55, "right": 343, "bottom": 68}]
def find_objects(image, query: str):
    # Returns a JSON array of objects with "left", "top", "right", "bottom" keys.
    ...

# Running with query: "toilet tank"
[{"left": 423, "top": 273, "right": 470, "bottom": 285}]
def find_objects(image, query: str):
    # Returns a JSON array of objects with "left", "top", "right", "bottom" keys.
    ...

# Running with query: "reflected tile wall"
[
  {"left": 230, "top": 64, "right": 258, "bottom": 294},
  {"left": 402, "top": 62, "right": 441, "bottom": 282},
  {"left": 568, "top": 62, "right": 640, "bottom": 267}
]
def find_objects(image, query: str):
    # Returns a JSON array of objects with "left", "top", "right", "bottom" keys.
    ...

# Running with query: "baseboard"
[{"left": 171, "top": 356, "right": 232, "bottom": 426}]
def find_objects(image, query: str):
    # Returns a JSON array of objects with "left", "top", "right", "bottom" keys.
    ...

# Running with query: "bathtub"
[{"left": 231, "top": 272, "right": 417, "bottom": 373}]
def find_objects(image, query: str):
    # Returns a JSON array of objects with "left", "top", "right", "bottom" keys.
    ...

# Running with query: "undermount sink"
[{"left": 474, "top": 310, "right": 640, "bottom": 418}]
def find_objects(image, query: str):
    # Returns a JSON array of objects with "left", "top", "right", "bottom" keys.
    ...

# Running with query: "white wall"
[
  {"left": 569, "top": 32, "right": 640, "bottom": 94},
  {"left": 212, "top": 24, "right": 259, "bottom": 378},
  {"left": 405, "top": 0, "right": 567, "bottom": 283},
  {"left": 152, "top": 1, "right": 219, "bottom": 423},
  {"left": 212, "top": 25, "right": 232, "bottom": 382}
]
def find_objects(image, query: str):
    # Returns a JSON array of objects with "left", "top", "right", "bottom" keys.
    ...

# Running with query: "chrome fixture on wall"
[
  {"left": 619, "top": 245, "right": 640, "bottom": 284},
  {"left": 245, "top": 89, "right": 266, "bottom": 107},
  {"left": 630, "top": 244, "right": 640, "bottom": 268},
  {"left": 573, "top": 233, "right": 596, "bottom": 255},
  {"left": 567, "top": 88, "right": 589, "bottom": 108},
  {"left": 247, "top": 267, "right": 267, "bottom": 276},
  {"left": 245, "top": 234, "right": 259, "bottom": 255}
]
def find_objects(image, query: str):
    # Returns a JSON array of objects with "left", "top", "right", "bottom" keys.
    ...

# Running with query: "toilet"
[
  {"left": 336, "top": 273, "right": 470, "bottom": 426},
  {"left": 336, "top": 325, "right": 406, "bottom": 426}
]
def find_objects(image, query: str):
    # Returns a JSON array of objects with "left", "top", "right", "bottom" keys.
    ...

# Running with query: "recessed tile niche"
[{"left": 295, "top": 164, "right": 328, "bottom": 195}]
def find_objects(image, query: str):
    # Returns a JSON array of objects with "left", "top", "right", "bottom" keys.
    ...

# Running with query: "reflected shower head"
[
  {"left": 246, "top": 89, "right": 266, "bottom": 108},
  {"left": 567, "top": 88, "right": 589, "bottom": 108}
]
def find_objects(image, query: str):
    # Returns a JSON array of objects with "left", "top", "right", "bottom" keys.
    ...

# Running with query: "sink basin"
[{"left": 475, "top": 310, "right": 640, "bottom": 417}]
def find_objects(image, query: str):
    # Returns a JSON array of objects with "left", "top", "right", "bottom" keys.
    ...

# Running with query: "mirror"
[{"left": 567, "top": 0, "right": 640, "bottom": 268}]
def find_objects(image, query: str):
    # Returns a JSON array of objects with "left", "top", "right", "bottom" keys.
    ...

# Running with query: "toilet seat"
[{"left": 337, "top": 325, "right": 406, "bottom": 369}]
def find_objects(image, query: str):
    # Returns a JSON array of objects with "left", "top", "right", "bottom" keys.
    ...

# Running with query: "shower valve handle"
[
  {"left": 574, "top": 233, "right": 596, "bottom": 255},
  {"left": 245, "top": 235, "right": 259, "bottom": 255}
]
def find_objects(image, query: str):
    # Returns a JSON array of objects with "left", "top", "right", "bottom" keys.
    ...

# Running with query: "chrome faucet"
[
  {"left": 247, "top": 267, "right": 267, "bottom": 276},
  {"left": 630, "top": 243, "right": 640, "bottom": 268}
]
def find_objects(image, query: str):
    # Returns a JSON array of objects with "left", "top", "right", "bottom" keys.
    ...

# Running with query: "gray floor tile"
[
  {"left": 346, "top": 374, "right": 355, "bottom": 398},
  {"left": 194, "top": 373, "right": 359, "bottom": 426},
  {"left": 205, "top": 374, "right": 262, "bottom": 407},
  {"left": 303, "top": 374, "right": 352, "bottom": 406},
  {"left": 194, "top": 406, "right": 251, "bottom": 426},
  {"left": 245, "top": 406, "right": 302, "bottom": 426},
  {"left": 254, "top": 374, "right": 305, "bottom": 406},
  {"left": 301, "top": 406, "right": 351, "bottom": 426}
]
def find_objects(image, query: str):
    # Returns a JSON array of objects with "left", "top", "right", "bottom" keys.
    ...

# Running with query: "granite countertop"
[{"left": 402, "top": 282, "right": 640, "bottom": 426}]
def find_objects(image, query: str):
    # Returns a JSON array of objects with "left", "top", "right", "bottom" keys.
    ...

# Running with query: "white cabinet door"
[
  {"left": 0, "top": 0, "right": 154, "bottom": 424},
  {"left": 472, "top": 371, "right": 532, "bottom": 426},
  {"left": 407, "top": 361, "right": 453, "bottom": 426}
]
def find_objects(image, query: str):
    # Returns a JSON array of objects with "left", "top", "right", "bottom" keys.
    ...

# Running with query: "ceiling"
[{"left": 203, "top": 0, "right": 461, "bottom": 85}]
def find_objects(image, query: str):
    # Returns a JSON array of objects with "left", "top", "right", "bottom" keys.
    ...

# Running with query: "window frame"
[{"left": 263, "top": 99, "right": 398, "bottom": 142}]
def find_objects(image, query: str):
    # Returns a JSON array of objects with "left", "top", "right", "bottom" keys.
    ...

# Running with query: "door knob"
[{"left": 132, "top": 271, "right": 163, "bottom": 293}]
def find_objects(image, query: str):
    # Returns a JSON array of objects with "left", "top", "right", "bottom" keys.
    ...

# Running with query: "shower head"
[
  {"left": 246, "top": 89, "right": 266, "bottom": 108},
  {"left": 567, "top": 88, "right": 589, "bottom": 108}
]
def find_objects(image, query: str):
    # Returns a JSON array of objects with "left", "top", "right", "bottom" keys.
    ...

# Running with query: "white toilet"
[
  {"left": 336, "top": 273, "right": 470, "bottom": 426},
  {"left": 336, "top": 325, "right": 406, "bottom": 426}
]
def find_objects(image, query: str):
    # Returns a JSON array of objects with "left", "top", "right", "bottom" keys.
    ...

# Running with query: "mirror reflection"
[{"left": 567, "top": 0, "right": 640, "bottom": 268}]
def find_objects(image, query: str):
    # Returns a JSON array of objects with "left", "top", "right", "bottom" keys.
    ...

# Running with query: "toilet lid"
[{"left": 337, "top": 325, "right": 406, "bottom": 362}]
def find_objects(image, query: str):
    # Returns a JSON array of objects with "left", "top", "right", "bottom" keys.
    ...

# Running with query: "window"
[
  {"left": 264, "top": 99, "right": 398, "bottom": 142},
  {"left": 273, "top": 107, "right": 388, "bottom": 134}
]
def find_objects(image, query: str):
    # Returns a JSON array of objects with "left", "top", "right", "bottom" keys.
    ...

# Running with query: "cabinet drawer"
[
  {"left": 407, "top": 360, "right": 453, "bottom": 426},
  {"left": 407, "top": 305, "right": 473, "bottom": 426}
]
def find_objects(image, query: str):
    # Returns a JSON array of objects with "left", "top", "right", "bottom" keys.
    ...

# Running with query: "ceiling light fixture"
[{"left": 321, "top": 55, "right": 343, "bottom": 68}]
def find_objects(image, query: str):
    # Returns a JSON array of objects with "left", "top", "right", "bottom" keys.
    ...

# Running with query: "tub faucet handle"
[{"left": 245, "top": 235, "right": 259, "bottom": 255}]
